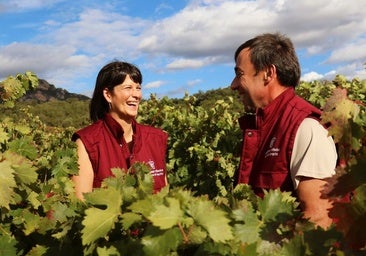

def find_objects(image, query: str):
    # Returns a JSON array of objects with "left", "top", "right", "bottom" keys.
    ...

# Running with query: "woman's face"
[{"left": 104, "top": 75, "right": 142, "bottom": 121}]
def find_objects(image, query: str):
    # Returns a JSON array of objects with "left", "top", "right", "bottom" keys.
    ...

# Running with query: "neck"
[
  {"left": 120, "top": 120, "right": 133, "bottom": 143},
  {"left": 267, "top": 82, "right": 289, "bottom": 105},
  {"left": 109, "top": 113, "right": 134, "bottom": 143}
]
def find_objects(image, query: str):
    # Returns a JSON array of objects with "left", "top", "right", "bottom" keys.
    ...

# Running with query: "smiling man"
[{"left": 231, "top": 33, "right": 338, "bottom": 228}]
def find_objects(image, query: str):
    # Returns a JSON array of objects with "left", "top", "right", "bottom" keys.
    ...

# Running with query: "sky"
[{"left": 1, "top": 0, "right": 365, "bottom": 99}]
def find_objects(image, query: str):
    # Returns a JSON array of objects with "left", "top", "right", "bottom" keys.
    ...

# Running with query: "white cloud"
[
  {"left": 301, "top": 71, "right": 324, "bottom": 82},
  {"left": 144, "top": 80, "right": 165, "bottom": 89},
  {"left": 327, "top": 39, "right": 366, "bottom": 63},
  {"left": 0, "top": 0, "right": 65, "bottom": 12},
  {"left": 49, "top": 8, "right": 148, "bottom": 58},
  {"left": 1, "top": 0, "right": 366, "bottom": 96},
  {"left": 187, "top": 79, "right": 202, "bottom": 87},
  {"left": 166, "top": 58, "right": 206, "bottom": 69}
]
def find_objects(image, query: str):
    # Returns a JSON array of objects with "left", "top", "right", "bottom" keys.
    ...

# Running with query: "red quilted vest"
[
  {"left": 236, "top": 88, "right": 321, "bottom": 196},
  {"left": 72, "top": 114, "right": 168, "bottom": 193}
]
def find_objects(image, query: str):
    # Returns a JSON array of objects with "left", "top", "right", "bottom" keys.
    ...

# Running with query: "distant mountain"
[{"left": 19, "top": 79, "right": 90, "bottom": 102}]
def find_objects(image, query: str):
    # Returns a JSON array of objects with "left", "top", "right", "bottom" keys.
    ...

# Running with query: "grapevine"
[{"left": 0, "top": 73, "right": 365, "bottom": 255}]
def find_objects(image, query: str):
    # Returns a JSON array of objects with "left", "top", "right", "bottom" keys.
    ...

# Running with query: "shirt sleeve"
[{"left": 290, "top": 118, "right": 337, "bottom": 189}]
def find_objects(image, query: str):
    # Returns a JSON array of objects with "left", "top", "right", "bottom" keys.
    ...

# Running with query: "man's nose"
[{"left": 230, "top": 78, "right": 238, "bottom": 90}]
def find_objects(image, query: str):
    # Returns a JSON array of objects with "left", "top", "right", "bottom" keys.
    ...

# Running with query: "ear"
[
  {"left": 264, "top": 64, "right": 276, "bottom": 82},
  {"left": 103, "top": 88, "right": 112, "bottom": 103}
]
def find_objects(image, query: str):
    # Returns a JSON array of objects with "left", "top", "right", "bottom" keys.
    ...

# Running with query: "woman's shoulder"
[{"left": 72, "top": 120, "right": 104, "bottom": 141}]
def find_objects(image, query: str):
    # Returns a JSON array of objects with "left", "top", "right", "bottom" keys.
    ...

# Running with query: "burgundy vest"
[
  {"left": 72, "top": 114, "right": 168, "bottom": 193},
  {"left": 236, "top": 88, "right": 321, "bottom": 196}
]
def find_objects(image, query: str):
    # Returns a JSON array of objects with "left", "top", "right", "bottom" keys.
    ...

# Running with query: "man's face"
[{"left": 231, "top": 48, "right": 266, "bottom": 110}]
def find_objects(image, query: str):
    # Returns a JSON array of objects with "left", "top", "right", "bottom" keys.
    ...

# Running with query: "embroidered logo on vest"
[
  {"left": 147, "top": 160, "right": 156, "bottom": 170},
  {"left": 265, "top": 137, "right": 280, "bottom": 158},
  {"left": 148, "top": 159, "right": 164, "bottom": 177}
]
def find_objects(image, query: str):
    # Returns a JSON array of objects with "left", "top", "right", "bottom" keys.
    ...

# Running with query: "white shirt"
[{"left": 290, "top": 118, "right": 337, "bottom": 189}]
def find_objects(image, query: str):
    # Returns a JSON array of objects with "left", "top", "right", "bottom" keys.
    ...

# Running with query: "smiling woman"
[{"left": 71, "top": 61, "right": 169, "bottom": 200}]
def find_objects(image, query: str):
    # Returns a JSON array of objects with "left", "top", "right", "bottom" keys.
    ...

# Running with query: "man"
[{"left": 231, "top": 33, "right": 337, "bottom": 228}]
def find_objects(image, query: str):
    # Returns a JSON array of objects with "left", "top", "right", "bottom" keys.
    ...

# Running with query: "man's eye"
[{"left": 236, "top": 72, "right": 243, "bottom": 78}]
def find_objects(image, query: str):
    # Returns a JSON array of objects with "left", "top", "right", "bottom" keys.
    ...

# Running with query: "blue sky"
[{"left": 1, "top": 0, "right": 365, "bottom": 98}]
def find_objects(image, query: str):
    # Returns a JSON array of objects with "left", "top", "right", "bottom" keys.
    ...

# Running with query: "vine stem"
[{"left": 178, "top": 222, "right": 189, "bottom": 244}]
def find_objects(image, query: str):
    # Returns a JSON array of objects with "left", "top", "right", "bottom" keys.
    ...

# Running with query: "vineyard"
[{"left": 0, "top": 72, "right": 365, "bottom": 255}]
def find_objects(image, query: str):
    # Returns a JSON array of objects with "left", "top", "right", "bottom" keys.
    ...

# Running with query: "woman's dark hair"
[
  {"left": 234, "top": 33, "right": 300, "bottom": 87},
  {"left": 89, "top": 61, "right": 142, "bottom": 122}
]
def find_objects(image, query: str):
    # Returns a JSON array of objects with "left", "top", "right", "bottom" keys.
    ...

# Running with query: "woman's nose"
[{"left": 132, "top": 88, "right": 142, "bottom": 98}]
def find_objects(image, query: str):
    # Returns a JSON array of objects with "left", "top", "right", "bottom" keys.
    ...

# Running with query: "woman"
[{"left": 72, "top": 61, "right": 168, "bottom": 200}]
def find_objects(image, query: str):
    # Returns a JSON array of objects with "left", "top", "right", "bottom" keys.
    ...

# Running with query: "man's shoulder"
[{"left": 290, "top": 95, "right": 321, "bottom": 115}]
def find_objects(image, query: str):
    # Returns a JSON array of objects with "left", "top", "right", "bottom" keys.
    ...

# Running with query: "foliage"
[
  {"left": 0, "top": 72, "right": 38, "bottom": 108},
  {"left": 137, "top": 94, "right": 241, "bottom": 198},
  {"left": 0, "top": 73, "right": 365, "bottom": 255}
]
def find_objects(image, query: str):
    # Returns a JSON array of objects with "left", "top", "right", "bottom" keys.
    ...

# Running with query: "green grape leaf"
[
  {"left": 303, "top": 228, "right": 343, "bottom": 255},
  {"left": 188, "top": 198, "right": 233, "bottom": 242},
  {"left": 280, "top": 234, "right": 306, "bottom": 256},
  {"left": 120, "top": 212, "right": 142, "bottom": 230},
  {"left": 8, "top": 137, "right": 38, "bottom": 160},
  {"left": 27, "top": 190, "right": 41, "bottom": 209},
  {"left": 233, "top": 202, "right": 261, "bottom": 244},
  {"left": 26, "top": 245, "right": 48, "bottom": 256},
  {"left": 187, "top": 225, "right": 207, "bottom": 244},
  {"left": 82, "top": 187, "right": 122, "bottom": 245},
  {"left": 3, "top": 151, "right": 37, "bottom": 185},
  {"left": 52, "top": 201, "right": 76, "bottom": 223},
  {"left": 14, "top": 123, "right": 32, "bottom": 135},
  {"left": 142, "top": 226, "right": 182, "bottom": 256},
  {"left": 0, "top": 155, "right": 17, "bottom": 209},
  {"left": 96, "top": 246, "right": 119, "bottom": 256},
  {"left": 23, "top": 209, "right": 41, "bottom": 235},
  {"left": 22, "top": 71, "right": 39, "bottom": 90},
  {"left": 0, "top": 126, "right": 9, "bottom": 144},
  {"left": 128, "top": 198, "right": 155, "bottom": 217},
  {"left": 0, "top": 231, "right": 18, "bottom": 256},
  {"left": 148, "top": 197, "right": 183, "bottom": 229},
  {"left": 257, "top": 189, "right": 298, "bottom": 222}
]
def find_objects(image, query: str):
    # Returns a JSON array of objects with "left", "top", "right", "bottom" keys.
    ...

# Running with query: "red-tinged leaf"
[
  {"left": 324, "top": 156, "right": 366, "bottom": 197},
  {"left": 321, "top": 88, "right": 360, "bottom": 144},
  {"left": 329, "top": 184, "right": 366, "bottom": 250}
]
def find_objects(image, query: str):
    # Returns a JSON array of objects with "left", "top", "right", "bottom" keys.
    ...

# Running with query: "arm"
[
  {"left": 297, "top": 177, "right": 334, "bottom": 228},
  {"left": 72, "top": 138, "right": 94, "bottom": 200},
  {"left": 290, "top": 118, "right": 337, "bottom": 228}
]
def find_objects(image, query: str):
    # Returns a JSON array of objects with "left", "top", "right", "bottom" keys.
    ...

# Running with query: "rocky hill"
[{"left": 19, "top": 79, "right": 89, "bottom": 102}]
